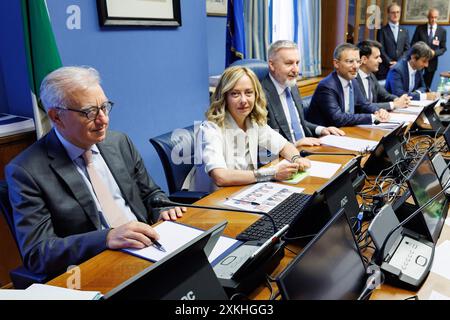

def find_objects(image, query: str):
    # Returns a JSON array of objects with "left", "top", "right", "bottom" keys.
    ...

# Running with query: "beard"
[{"left": 285, "top": 78, "right": 297, "bottom": 87}]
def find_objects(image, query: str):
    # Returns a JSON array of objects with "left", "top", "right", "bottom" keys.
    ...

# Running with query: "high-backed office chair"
[
  {"left": 0, "top": 180, "right": 48, "bottom": 288},
  {"left": 230, "top": 59, "right": 269, "bottom": 81},
  {"left": 150, "top": 126, "right": 209, "bottom": 204}
]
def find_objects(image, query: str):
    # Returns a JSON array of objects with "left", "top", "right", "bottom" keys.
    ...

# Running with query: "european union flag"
[{"left": 225, "top": 0, "right": 246, "bottom": 67}]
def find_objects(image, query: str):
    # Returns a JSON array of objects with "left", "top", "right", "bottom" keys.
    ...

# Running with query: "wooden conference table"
[{"left": 47, "top": 126, "right": 450, "bottom": 300}]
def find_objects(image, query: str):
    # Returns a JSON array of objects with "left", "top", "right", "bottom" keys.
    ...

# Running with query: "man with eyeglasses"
[
  {"left": 5, "top": 66, "right": 186, "bottom": 276},
  {"left": 261, "top": 40, "right": 345, "bottom": 148},
  {"left": 306, "top": 43, "right": 390, "bottom": 127},
  {"left": 376, "top": 3, "right": 410, "bottom": 80}
]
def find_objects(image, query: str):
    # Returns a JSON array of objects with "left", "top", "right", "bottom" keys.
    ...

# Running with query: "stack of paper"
[
  {"left": 392, "top": 106, "right": 424, "bottom": 115},
  {"left": 319, "top": 135, "right": 378, "bottom": 152},
  {"left": 0, "top": 113, "right": 35, "bottom": 137},
  {"left": 388, "top": 113, "right": 419, "bottom": 123},
  {"left": 0, "top": 284, "right": 102, "bottom": 300},
  {"left": 124, "top": 221, "right": 241, "bottom": 266}
]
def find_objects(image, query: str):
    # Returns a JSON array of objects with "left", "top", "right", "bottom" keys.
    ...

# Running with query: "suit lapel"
[
  {"left": 262, "top": 77, "right": 293, "bottom": 141},
  {"left": 46, "top": 130, "right": 101, "bottom": 229},
  {"left": 97, "top": 139, "right": 146, "bottom": 222},
  {"left": 356, "top": 74, "right": 368, "bottom": 100},
  {"left": 332, "top": 72, "right": 346, "bottom": 112}
]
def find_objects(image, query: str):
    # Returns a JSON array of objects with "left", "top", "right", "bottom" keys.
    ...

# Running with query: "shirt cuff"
[
  {"left": 371, "top": 115, "right": 376, "bottom": 123},
  {"left": 315, "top": 126, "right": 325, "bottom": 136},
  {"left": 389, "top": 102, "right": 394, "bottom": 110},
  {"left": 419, "top": 92, "right": 427, "bottom": 101}
]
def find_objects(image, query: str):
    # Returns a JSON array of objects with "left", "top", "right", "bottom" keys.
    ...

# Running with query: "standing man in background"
[
  {"left": 411, "top": 8, "right": 447, "bottom": 90},
  {"left": 376, "top": 2, "right": 410, "bottom": 80}
]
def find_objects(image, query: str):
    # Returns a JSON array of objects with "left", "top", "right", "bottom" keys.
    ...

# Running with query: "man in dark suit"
[
  {"left": 261, "top": 40, "right": 344, "bottom": 146},
  {"left": 376, "top": 3, "right": 410, "bottom": 80},
  {"left": 306, "top": 43, "right": 390, "bottom": 127},
  {"left": 411, "top": 8, "right": 447, "bottom": 90},
  {"left": 385, "top": 41, "right": 439, "bottom": 101},
  {"left": 6, "top": 66, "right": 185, "bottom": 276},
  {"left": 356, "top": 40, "right": 410, "bottom": 110}
]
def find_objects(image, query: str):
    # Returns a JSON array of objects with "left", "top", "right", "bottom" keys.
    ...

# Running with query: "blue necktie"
[
  {"left": 285, "top": 87, "right": 305, "bottom": 141},
  {"left": 429, "top": 25, "right": 434, "bottom": 44},
  {"left": 348, "top": 82, "right": 355, "bottom": 114}
]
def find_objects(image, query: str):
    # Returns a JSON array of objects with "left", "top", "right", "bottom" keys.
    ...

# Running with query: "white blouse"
[{"left": 183, "top": 112, "right": 288, "bottom": 192}]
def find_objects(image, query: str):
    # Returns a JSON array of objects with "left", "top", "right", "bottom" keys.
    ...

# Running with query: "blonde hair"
[{"left": 206, "top": 66, "right": 267, "bottom": 128}]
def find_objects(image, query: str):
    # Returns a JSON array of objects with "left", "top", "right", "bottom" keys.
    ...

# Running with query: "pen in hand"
[{"left": 152, "top": 239, "right": 167, "bottom": 252}]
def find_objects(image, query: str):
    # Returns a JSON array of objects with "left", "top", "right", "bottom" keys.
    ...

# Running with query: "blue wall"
[
  {"left": 206, "top": 16, "right": 227, "bottom": 76},
  {"left": 0, "top": 0, "right": 213, "bottom": 192}
]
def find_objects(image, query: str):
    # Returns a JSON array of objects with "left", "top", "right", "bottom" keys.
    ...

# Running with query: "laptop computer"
[
  {"left": 408, "top": 99, "right": 444, "bottom": 136},
  {"left": 362, "top": 122, "right": 408, "bottom": 175},
  {"left": 276, "top": 208, "right": 369, "bottom": 300},
  {"left": 104, "top": 221, "right": 229, "bottom": 300}
]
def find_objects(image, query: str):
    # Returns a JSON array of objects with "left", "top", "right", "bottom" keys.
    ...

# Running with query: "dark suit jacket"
[
  {"left": 306, "top": 71, "right": 379, "bottom": 127},
  {"left": 377, "top": 24, "right": 410, "bottom": 79},
  {"left": 411, "top": 24, "right": 447, "bottom": 72},
  {"left": 261, "top": 75, "right": 316, "bottom": 142},
  {"left": 355, "top": 72, "right": 398, "bottom": 110},
  {"left": 385, "top": 58, "right": 427, "bottom": 100},
  {"left": 5, "top": 129, "right": 168, "bottom": 275}
]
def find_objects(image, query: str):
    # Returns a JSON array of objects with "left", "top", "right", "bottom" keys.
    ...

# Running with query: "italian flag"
[{"left": 21, "top": 0, "right": 62, "bottom": 138}]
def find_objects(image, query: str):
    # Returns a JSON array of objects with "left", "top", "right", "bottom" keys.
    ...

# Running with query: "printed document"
[
  {"left": 279, "top": 159, "right": 342, "bottom": 183},
  {"left": 124, "top": 221, "right": 240, "bottom": 265},
  {"left": 223, "top": 182, "right": 304, "bottom": 213},
  {"left": 0, "top": 284, "right": 102, "bottom": 300},
  {"left": 319, "top": 135, "right": 378, "bottom": 152}
]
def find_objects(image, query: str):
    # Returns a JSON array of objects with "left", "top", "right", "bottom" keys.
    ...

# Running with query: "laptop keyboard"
[{"left": 236, "top": 192, "right": 312, "bottom": 241}]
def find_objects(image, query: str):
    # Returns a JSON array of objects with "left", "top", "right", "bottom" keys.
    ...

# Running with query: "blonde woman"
[{"left": 183, "top": 66, "right": 310, "bottom": 192}]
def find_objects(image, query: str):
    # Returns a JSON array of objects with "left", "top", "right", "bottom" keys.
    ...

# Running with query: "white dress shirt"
[
  {"left": 428, "top": 23, "right": 437, "bottom": 39},
  {"left": 407, "top": 60, "right": 427, "bottom": 100},
  {"left": 269, "top": 73, "right": 324, "bottom": 138},
  {"left": 358, "top": 69, "right": 394, "bottom": 110},
  {"left": 389, "top": 22, "right": 399, "bottom": 42},
  {"left": 55, "top": 129, "right": 137, "bottom": 228},
  {"left": 183, "top": 112, "right": 288, "bottom": 192}
]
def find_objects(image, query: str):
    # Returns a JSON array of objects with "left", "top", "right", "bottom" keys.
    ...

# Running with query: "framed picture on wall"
[
  {"left": 97, "top": 0, "right": 182, "bottom": 27},
  {"left": 206, "top": 0, "right": 228, "bottom": 16},
  {"left": 401, "top": 0, "right": 450, "bottom": 24}
]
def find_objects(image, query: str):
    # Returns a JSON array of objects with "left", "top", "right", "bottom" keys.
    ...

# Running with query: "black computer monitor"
[
  {"left": 286, "top": 158, "right": 361, "bottom": 240},
  {"left": 277, "top": 208, "right": 368, "bottom": 300},
  {"left": 104, "top": 221, "right": 229, "bottom": 300},
  {"left": 409, "top": 99, "right": 444, "bottom": 135},
  {"left": 362, "top": 123, "right": 407, "bottom": 175},
  {"left": 405, "top": 154, "right": 449, "bottom": 243}
]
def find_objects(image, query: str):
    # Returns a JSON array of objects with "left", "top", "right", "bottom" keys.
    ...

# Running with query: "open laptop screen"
[
  {"left": 104, "top": 221, "right": 228, "bottom": 300},
  {"left": 407, "top": 154, "right": 448, "bottom": 243},
  {"left": 277, "top": 208, "right": 367, "bottom": 300}
]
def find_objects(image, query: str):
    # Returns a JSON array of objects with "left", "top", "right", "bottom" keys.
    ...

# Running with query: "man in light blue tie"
[
  {"left": 307, "top": 43, "right": 390, "bottom": 127},
  {"left": 261, "top": 40, "right": 345, "bottom": 147},
  {"left": 376, "top": 3, "right": 410, "bottom": 80}
]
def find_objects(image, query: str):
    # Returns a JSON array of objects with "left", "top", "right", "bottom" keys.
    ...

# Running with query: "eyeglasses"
[
  {"left": 341, "top": 59, "right": 361, "bottom": 66},
  {"left": 57, "top": 101, "right": 114, "bottom": 121}
]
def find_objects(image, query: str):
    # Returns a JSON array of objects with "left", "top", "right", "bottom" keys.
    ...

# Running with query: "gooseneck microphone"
[
  {"left": 376, "top": 182, "right": 449, "bottom": 265},
  {"left": 151, "top": 197, "right": 278, "bottom": 234},
  {"left": 299, "top": 150, "right": 358, "bottom": 157},
  {"left": 373, "top": 120, "right": 403, "bottom": 125}
]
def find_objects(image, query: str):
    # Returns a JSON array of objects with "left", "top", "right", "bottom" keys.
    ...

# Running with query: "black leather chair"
[
  {"left": 0, "top": 180, "right": 48, "bottom": 288},
  {"left": 230, "top": 58, "right": 269, "bottom": 81},
  {"left": 150, "top": 126, "right": 209, "bottom": 204}
]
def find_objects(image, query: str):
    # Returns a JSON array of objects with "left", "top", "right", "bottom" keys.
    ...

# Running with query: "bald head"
[{"left": 428, "top": 8, "right": 439, "bottom": 26}]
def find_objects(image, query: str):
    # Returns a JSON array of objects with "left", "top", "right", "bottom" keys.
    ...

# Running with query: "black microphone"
[
  {"left": 375, "top": 181, "right": 449, "bottom": 265},
  {"left": 373, "top": 120, "right": 403, "bottom": 125},
  {"left": 150, "top": 197, "right": 278, "bottom": 234},
  {"left": 300, "top": 150, "right": 358, "bottom": 157}
]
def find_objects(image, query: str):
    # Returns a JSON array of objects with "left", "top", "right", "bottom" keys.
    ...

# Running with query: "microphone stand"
[{"left": 152, "top": 198, "right": 278, "bottom": 235}]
